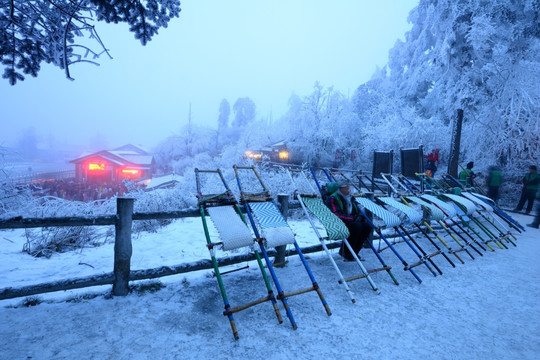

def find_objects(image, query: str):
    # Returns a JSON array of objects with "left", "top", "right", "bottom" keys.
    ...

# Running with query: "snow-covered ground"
[{"left": 1, "top": 212, "right": 539, "bottom": 359}]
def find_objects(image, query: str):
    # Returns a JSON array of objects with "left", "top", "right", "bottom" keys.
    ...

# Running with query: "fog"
[{"left": 0, "top": 0, "right": 418, "bottom": 154}]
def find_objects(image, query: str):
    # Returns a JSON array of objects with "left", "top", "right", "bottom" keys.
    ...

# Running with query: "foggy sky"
[{"left": 0, "top": 0, "right": 418, "bottom": 153}]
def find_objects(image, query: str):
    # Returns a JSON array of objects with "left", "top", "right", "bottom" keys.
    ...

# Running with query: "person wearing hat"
[
  {"left": 514, "top": 165, "right": 539, "bottom": 214},
  {"left": 459, "top": 161, "right": 476, "bottom": 187},
  {"left": 328, "top": 181, "right": 372, "bottom": 261}
]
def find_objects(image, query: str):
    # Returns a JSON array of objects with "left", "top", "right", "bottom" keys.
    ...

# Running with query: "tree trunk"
[{"left": 447, "top": 109, "right": 463, "bottom": 177}]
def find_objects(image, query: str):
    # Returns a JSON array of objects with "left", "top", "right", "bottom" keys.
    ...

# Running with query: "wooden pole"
[
  {"left": 112, "top": 198, "right": 134, "bottom": 296},
  {"left": 448, "top": 109, "right": 463, "bottom": 177}
]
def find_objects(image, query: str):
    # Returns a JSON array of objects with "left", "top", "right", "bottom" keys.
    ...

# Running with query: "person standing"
[
  {"left": 486, "top": 165, "right": 503, "bottom": 203},
  {"left": 514, "top": 165, "right": 539, "bottom": 214},
  {"left": 526, "top": 187, "right": 540, "bottom": 228},
  {"left": 328, "top": 182, "right": 372, "bottom": 261},
  {"left": 424, "top": 148, "right": 440, "bottom": 177},
  {"left": 459, "top": 161, "right": 476, "bottom": 187}
]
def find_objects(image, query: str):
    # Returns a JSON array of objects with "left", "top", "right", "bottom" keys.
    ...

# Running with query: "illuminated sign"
[
  {"left": 88, "top": 163, "right": 105, "bottom": 171},
  {"left": 122, "top": 169, "right": 139, "bottom": 175}
]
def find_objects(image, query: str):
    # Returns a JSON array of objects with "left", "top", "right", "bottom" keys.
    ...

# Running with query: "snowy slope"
[{"left": 1, "top": 213, "right": 539, "bottom": 359}]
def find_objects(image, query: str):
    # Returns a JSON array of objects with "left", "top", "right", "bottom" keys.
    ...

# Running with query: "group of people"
[{"left": 458, "top": 162, "right": 539, "bottom": 228}]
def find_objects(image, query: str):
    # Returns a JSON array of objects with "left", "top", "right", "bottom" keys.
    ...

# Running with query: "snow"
[{"left": 1, "top": 213, "right": 539, "bottom": 359}]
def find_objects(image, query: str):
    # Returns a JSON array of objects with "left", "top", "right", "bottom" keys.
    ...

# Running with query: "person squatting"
[{"left": 327, "top": 181, "right": 373, "bottom": 261}]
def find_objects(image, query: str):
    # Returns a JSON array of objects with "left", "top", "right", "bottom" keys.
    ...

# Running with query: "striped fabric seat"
[
  {"left": 461, "top": 192, "right": 493, "bottom": 212},
  {"left": 442, "top": 194, "right": 477, "bottom": 215},
  {"left": 248, "top": 202, "right": 296, "bottom": 248},
  {"left": 301, "top": 196, "right": 350, "bottom": 240},
  {"left": 207, "top": 206, "right": 254, "bottom": 251},
  {"left": 355, "top": 197, "right": 402, "bottom": 228},
  {"left": 379, "top": 197, "right": 423, "bottom": 224},
  {"left": 420, "top": 194, "right": 457, "bottom": 218},
  {"left": 405, "top": 196, "right": 445, "bottom": 221}
]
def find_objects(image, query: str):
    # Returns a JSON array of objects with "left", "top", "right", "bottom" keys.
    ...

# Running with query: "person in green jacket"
[
  {"left": 459, "top": 161, "right": 476, "bottom": 187},
  {"left": 514, "top": 165, "right": 539, "bottom": 214},
  {"left": 486, "top": 165, "right": 503, "bottom": 203}
]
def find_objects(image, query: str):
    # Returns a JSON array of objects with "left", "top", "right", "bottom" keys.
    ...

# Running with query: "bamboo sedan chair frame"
[
  {"left": 441, "top": 173, "right": 525, "bottom": 233},
  {"left": 383, "top": 173, "right": 469, "bottom": 265},
  {"left": 309, "top": 167, "right": 402, "bottom": 286},
  {"left": 233, "top": 165, "right": 332, "bottom": 328},
  {"left": 195, "top": 168, "right": 282, "bottom": 340},
  {"left": 331, "top": 170, "right": 441, "bottom": 278},
  {"left": 353, "top": 171, "right": 449, "bottom": 273},
  {"left": 378, "top": 173, "right": 457, "bottom": 268},
  {"left": 437, "top": 174, "right": 521, "bottom": 243},
  {"left": 313, "top": 167, "right": 426, "bottom": 283},
  {"left": 397, "top": 174, "right": 479, "bottom": 260},
  {"left": 285, "top": 167, "right": 381, "bottom": 303},
  {"left": 418, "top": 173, "right": 514, "bottom": 249}
]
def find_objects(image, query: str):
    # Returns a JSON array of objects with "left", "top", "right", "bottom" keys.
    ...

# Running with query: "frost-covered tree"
[
  {"left": 232, "top": 97, "right": 256, "bottom": 129},
  {"left": 218, "top": 98, "right": 230, "bottom": 131},
  {"left": 0, "top": 0, "right": 182, "bottom": 84},
  {"left": 216, "top": 98, "right": 231, "bottom": 149},
  {"left": 154, "top": 124, "right": 216, "bottom": 175},
  {"left": 387, "top": 0, "right": 540, "bottom": 167},
  {"left": 284, "top": 83, "right": 359, "bottom": 167}
]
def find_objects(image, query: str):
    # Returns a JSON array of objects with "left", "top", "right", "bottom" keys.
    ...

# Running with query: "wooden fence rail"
[
  {"left": 0, "top": 197, "right": 417, "bottom": 301},
  {"left": 0, "top": 197, "right": 303, "bottom": 300}
]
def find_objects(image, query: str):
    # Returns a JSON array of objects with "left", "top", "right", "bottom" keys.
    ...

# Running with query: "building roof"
[{"left": 70, "top": 144, "right": 154, "bottom": 169}]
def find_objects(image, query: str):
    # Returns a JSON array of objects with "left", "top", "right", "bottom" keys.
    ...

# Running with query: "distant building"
[
  {"left": 245, "top": 140, "right": 290, "bottom": 163},
  {"left": 70, "top": 144, "right": 154, "bottom": 183}
]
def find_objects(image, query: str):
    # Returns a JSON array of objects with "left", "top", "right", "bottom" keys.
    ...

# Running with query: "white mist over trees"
[{"left": 152, "top": 0, "right": 538, "bottom": 176}]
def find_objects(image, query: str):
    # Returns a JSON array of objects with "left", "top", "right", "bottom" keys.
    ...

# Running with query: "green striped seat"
[{"left": 301, "top": 196, "right": 350, "bottom": 240}]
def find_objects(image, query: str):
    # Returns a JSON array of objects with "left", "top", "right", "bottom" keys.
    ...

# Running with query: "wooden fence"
[
  {"left": 0, "top": 196, "right": 417, "bottom": 301},
  {"left": 0, "top": 196, "right": 343, "bottom": 301}
]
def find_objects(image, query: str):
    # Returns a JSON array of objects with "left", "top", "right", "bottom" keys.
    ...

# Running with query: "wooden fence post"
[
  {"left": 274, "top": 194, "right": 289, "bottom": 266},
  {"left": 112, "top": 197, "right": 134, "bottom": 296}
]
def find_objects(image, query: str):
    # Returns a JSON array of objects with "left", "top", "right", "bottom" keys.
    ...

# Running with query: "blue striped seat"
[
  {"left": 379, "top": 197, "right": 423, "bottom": 224},
  {"left": 355, "top": 197, "right": 402, "bottom": 228},
  {"left": 249, "top": 202, "right": 296, "bottom": 248}
]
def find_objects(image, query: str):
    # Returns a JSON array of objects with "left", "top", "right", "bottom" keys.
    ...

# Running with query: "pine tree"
[{"left": 0, "top": 0, "right": 181, "bottom": 85}]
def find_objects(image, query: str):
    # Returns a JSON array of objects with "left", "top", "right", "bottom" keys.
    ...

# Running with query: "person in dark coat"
[
  {"left": 526, "top": 187, "right": 540, "bottom": 229},
  {"left": 328, "top": 182, "right": 372, "bottom": 261},
  {"left": 514, "top": 165, "right": 539, "bottom": 214}
]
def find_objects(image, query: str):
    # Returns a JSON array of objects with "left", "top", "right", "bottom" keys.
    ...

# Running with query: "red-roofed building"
[{"left": 70, "top": 144, "right": 154, "bottom": 183}]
